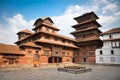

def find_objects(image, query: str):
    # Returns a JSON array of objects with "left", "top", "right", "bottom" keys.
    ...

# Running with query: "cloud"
[
  {"left": 52, "top": 0, "right": 120, "bottom": 36},
  {"left": 0, "top": 0, "right": 120, "bottom": 44},
  {"left": 0, "top": 14, "right": 35, "bottom": 44},
  {"left": 98, "top": 15, "right": 118, "bottom": 24},
  {"left": 102, "top": 2, "right": 119, "bottom": 13}
]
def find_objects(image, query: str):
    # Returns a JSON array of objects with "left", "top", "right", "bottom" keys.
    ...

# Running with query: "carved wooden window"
[
  {"left": 45, "top": 35, "right": 50, "bottom": 39},
  {"left": 67, "top": 53, "right": 70, "bottom": 55},
  {"left": 44, "top": 50, "right": 49, "bottom": 54},
  {"left": 28, "top": 50, "right": 32, "bottom": 54},
  {"left": 62, "top": 52, "right": 65, "bottom": 56},
  {"left": 34, "top": 54, "right": 39, "bottom": 60}
]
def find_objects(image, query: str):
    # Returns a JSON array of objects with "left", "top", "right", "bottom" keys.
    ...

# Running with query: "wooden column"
[
  {"left": 57, "top": 57, "right": 59, "bottom": 63},
  {"left": 52, "top": 57, "right": 55, "bottom": 63}
]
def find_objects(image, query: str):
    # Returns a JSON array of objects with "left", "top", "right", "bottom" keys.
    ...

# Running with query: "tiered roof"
[
  {"left": 20, "top": 42, "right": 42, "bottom": 48},
  {"left": 33, "top": 17, "right": 59, "bottom": 31},
  {"left": 73, "top": 11, "right": 98, "bottom": 23},
  {"left": 35, "top": 39, "right": 78, "bottom": 48},
  {"left": 71, "top": 11, "right": 102, "bottom": 44},
  {"left": 15, "top": 17, "right": 78, "bottom": 48},
  {"left": 71, "top": 26, "right": 102, "bottom": 34},
  {"left": 17, "top": 29, "right": 33, "bottom": 35}
]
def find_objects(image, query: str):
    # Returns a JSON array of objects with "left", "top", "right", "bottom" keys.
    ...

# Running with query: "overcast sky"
[{"left": 0, "top": 0, "right": 120, "bottom": 44}]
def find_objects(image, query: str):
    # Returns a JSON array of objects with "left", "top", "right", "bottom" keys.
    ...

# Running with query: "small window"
[
  {"left": 28, "top": 50, "right": 32, "bottom": 54},
  {"left": 116, "top": 41, "right": 119, "bottom": 47},
  {"left": 67, "top": 53, "right": 70, "bottom": 55},
  {"left": 56, "top": 52, "right": 59, "bottom": 54},
  {"left": 109, "top": 35, "right": 112, "bottom": 38},
  {"left": 112, "top": 42, "right": 116, "bottom": 47},
  {"left": 36, "top": 51, "right": 39, "bottom": 53},
  {"left": 100, "top": 50, "right": 103, "bottom": 55},
  {"left": 111, "top": 50, "right": 114, "bottom": 55},
  {"left": 62, "top": 40, "right": 65, "bottom": 43}
]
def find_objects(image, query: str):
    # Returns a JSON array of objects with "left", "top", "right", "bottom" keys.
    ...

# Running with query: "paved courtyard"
[{"left": 0, "top": 65, "right": 120, "bottom": 80}]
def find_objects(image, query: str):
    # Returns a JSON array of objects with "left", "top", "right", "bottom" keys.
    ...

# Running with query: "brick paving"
[{"left": 0, "top": 65, "right": 120, "bottom": 80}]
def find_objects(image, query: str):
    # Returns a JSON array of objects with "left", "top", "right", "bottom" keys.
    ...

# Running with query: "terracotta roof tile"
[
  {"left": 20, "top": 42, "right": 42, "bottom": 48},
  {"left": 17, "top": 29, "right": 33, "bottom": 35},
  {"left": 32, "top": 22, "right": 60, "bottom": 31},
  {"left": 101, "top": 27, "right": 120, "bottom": 35},
  {"left": 71, "top": 27, "right": 102, "bottom": 34},
  {"left": 74, "top": 11, "right": 99, "bottom": 20},
  {"left": 39, "top": 30, "right": 76, "bottom": 41},
  {"left": 15, "top": 30, "right": 76, "bottom": 44},
  {"left": 72, "top": 20, "right": 101, "bottom": 28},
  {"left": 0, "top": 43, "right": 23, "bottom": 54},
  {"left": 76, "top": 36, "right": 100, "bottom": 42},
  {"left": 34, "top": 17, "right": 54, "bottom": 25},
  {"left": 35, "top": 39, "right": 79, "bottom": 48}
]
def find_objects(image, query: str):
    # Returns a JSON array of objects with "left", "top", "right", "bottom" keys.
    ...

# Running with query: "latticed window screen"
[
  {"left": 44, "top": 50, "right": 49, "bottom": 54},
  {"left": 34, "top": 54, "right": 39, "bottom": 60}
]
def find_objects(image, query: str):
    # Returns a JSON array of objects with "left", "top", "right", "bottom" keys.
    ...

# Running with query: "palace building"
[
  {"left": 96, "top": 27, "right": 120, "bottom": 64},
  {"left": 71, "top": 12, "right": 103, "bottom": 63},
  {"left": 0, "top": 12, "right": 102, "bottom": 66}
]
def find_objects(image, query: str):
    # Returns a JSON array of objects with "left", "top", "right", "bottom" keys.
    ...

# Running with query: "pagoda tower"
[{"left": 71, "top": 12, "right": 103, "bottom": 63}]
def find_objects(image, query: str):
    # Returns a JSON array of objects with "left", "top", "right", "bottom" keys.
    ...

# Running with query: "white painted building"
[{"left": 96, "top": 27, "right": 120, "bottom": 64}]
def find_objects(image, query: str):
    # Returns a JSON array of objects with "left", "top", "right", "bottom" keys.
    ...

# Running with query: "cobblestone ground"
[{"left": 0, "top": 65, "right": 120, "bottom": 80}]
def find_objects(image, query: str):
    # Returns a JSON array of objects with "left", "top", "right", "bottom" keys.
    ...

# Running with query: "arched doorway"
[{"left": 48, "top": 57, "right": 62, "bottom": 63}]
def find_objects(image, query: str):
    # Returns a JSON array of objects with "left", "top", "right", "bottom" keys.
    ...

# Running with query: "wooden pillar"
[
  {"left": 52, "top": 57, "right": 54, "bottom": 63},
  {"left": 57, "top": 57, "right": 59, "bottom": 63}
]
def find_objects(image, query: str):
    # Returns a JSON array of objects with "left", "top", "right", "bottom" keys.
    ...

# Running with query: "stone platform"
[{"left": 58, "top": 66, "right": 92, "bottom": 74}]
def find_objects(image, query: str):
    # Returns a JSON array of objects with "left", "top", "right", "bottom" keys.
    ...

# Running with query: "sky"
[{"left": 0, "top": 0, "right": 120, "bottom": 44}]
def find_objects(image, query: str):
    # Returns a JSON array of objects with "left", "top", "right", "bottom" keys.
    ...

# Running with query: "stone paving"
[{"left": 0, "top": 65, "right": 120, "bottom": 80}]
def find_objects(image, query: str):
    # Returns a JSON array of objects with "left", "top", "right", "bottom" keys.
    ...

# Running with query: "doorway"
[
  {"left": 72, "top": 57, "right": 75, "bottom": 63},
  {"left": 48, "top": 57, "right": 62, "bottom": 63},
  {"left": 83, "top": 58, "right": 86, "bottom": 63}
]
